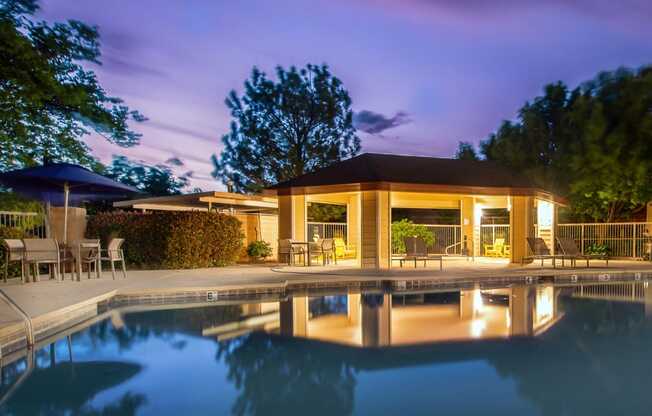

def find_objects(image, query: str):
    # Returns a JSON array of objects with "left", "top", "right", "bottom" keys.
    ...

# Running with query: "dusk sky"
[{"left": 39, "top": 0, "right": 652, "bottom": 190}]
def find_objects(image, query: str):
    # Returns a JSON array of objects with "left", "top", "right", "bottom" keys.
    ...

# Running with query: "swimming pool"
[{"left": 2, "top": 278, "right": 652, "bottom": 415}]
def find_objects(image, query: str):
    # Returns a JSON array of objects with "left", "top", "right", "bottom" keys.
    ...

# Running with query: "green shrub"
[
  {"left": 585, "top": 243, "right": 610, "bottom": 256},
  {"left": 246, "top": 240, "right": 273, "bottom": 260},
  {"left": 0, "top": 226, "right": 26, "bottom": 279},
  {"left": 391, "top": 219, "right": 435, "bottom": 254},
  {"left": 86, "top": 211, "right": 244, "bottom": 269}
]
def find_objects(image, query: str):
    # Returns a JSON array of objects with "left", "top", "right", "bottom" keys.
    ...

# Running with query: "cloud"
[
  {"left": 165, "top": 156, "right": 184, "bottom": 167},
  {"left": 146, "top": 120, "right": 216, "bottom": 143},
  {"left": 353, "top": 110, "right": 411, "bottom": 134}
]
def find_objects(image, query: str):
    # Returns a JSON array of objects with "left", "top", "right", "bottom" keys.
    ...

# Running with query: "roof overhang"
[
  {"left": 114, "top": 191, "right": 279, "bottom": 213},
  {"left": 264, "top": 182, "right": 567, "bottom": 206}
]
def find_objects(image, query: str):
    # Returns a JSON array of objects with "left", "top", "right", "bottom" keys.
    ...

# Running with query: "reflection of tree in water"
[
  {"left": 488, "top": 298, "right": 652, "bottom": 415},
  {"left": 217, "top": 333, "right": 356, "bottom": 416},
  {"left": 85, "top": 304, "right": 243, "bottom": 350}
]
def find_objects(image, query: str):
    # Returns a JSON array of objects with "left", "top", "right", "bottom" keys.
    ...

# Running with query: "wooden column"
[
  {"left": 460, "top": 197, "right": 474, "bottom": 257},
  {"left": 360, "top": 190, "right": 391, "bottom": 270},
  {"left": 510, "top": 196, "right": 534, "bottom": 264}
]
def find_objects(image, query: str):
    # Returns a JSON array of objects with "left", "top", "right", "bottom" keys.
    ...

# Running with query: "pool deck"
[{"left": 2, "top": 257, "right": 652, "bottom": 357}]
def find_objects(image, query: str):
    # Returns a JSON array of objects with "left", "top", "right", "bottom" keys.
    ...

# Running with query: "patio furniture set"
[
  {"left": 524, "top": 237, "right": 609, "bottom": 268},
  {"left": 393, "top": 236, "right": 444, "bottom": 270},
  {"left": 2, "top": 237, "right": 127, "bottom": 284},
  {"left": 278, "top": 238, "right": 339, "bottom": 266}
]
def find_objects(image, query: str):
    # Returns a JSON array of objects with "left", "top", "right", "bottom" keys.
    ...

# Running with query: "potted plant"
[{"left": 246, "top": 240, "right": 273, "bottom": 263}]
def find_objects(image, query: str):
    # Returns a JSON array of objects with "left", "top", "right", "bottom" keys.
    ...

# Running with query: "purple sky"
[{"left": 39, "top": 0, "right": 652, "bottom": 190}]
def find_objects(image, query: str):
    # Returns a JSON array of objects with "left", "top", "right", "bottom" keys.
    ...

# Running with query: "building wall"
[
  {"left": 48, "top": 206, "right": 87, "bottom": 243},
  {"left": 234, "top": 213, "right": 279, "bottom": 262},
  {"left": 360, "top": 190, "right": 391, "bottom": 270}
]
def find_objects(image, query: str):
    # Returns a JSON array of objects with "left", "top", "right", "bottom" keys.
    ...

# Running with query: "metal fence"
[
  {"left": 556, "top": 222, "right": 652, "bottom": 259},
  {"left": 479, "top": 224, "right": 510, "bottom": 256},
  {"left": 0, "top": 211, "right": 48, "bottom": 238},
  {"left": 307, "top": 222, "right": 348, "bottom": 242},
  {"left": 424, "top": 225, "right": 462, "bottom": 254}
]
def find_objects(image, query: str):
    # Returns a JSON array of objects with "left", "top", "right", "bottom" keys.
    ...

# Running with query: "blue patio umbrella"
[{"left": 0, "top": 163, "right": 141, "bottom": 242}]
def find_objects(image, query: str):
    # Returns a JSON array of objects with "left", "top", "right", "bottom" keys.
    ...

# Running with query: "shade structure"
[{"left": 0, "top": 163, "right": 141, "bottom": 242}]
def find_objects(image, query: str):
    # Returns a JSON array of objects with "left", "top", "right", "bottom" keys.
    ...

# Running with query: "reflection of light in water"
[
  {"left": 505, "top": 308, "right": 511, "bottom": 329},
  {"left": 473, "top": 289, "right": 484, "bottom": 316},
  {"left": 536, "top": 286, "right": 554, "bottom": 325},
  {"left": 471, "top": 319, "right": 486, "bottom": 338}
]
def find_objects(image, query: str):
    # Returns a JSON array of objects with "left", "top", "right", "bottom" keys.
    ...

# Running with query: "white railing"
[
  {"left": 391, "top": 224, "right": 462, "bottom": 255},
  {"left": 480, "top": 224, "right": 510, "bottom": 256},
  {"left": 307, "top": 222, "right": 348, "bottom": 242},
  {"left": 557, "top": 222, "right": 652, "bottom": 259},
  {"left": 0, "top": 211, "right": 47, "bottom": 238}
]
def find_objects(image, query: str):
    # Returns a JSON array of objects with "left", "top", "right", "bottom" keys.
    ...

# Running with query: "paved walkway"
[{"left": 2, "top": 258, "right": 652, "bottom": 327}]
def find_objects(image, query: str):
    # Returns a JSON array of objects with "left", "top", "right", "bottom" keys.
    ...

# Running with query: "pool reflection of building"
[{"left": 202, "top": 285, "right": 564, "bottom": 347}]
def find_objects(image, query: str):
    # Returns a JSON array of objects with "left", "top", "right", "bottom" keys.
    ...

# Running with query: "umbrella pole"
[{"left": 63, "top": 182, "right": 69, "bottom": 244}]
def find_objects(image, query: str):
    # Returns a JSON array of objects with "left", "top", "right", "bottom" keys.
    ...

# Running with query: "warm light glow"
[
  {"left": 471, "top": 319, "right": 486, "bottom": 338},
  {"left": 537, "top": 200, "right": 554, "bottom": 227},
  {"left": 505, "top": 308, "right": 511, "bottom": 329},
  {"left": 472, "top": 289, "right": 484, "bottom": 316},
  {"left": 535, "top": 286, "right": 554, "bottom": 326},
  {"left": 474, "top": 204, "right": 483, "bottom": 225}
]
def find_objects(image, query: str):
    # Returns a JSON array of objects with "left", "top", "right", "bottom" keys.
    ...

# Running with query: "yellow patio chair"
[
  {"left": 484, "top": 238, "right": 505, "bottom": 257},
  {"left": 334, "top": 238, "right": 355, "bottom": 259}
]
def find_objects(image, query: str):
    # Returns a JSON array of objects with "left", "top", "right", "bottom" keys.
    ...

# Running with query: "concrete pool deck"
[{"left": 2, "top": 258, "right": 652, "bottom": 357}]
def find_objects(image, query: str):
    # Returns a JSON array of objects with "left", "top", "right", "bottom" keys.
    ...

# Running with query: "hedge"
[{"left": 86, "top": 211, "right": 244, "bottom": 269}]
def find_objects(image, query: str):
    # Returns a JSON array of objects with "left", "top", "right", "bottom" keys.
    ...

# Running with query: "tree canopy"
[
  {"left": 479, "top": 66, "right": 652, "bottom": 222},
  {"left": 454, "top": 141, "right": 479, "bottom": 161},
  {"left": 212, "top": 64, "right": 360, "bottom": 193},
  {"left": 104, "top": 155, "right": 188, "bottom": 196},
  {"left": 0, "top": 0, "right": 144, "bottom": 170}
]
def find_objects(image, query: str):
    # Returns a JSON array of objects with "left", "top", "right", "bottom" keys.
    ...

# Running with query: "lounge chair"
[
  {"left": 523, "top": 237, "right": 557, "bottom": 267},
  {"left": 334, "top": 238, "right": 355, "bottom": 259},
  {"left": 22, "top": 238, "right": 60, "bottom": 282},
  {"left": 278, "top": 239, "right": 305, "bottom": 265},
  {"left": 400, "top": 237, "right": 443, "bottom": 270},
  {"left": 484, "top": 238, "right": 506, "bottom": 257},
  {"left": 556, "top": 237, "right": 609, "bottom": 268},
  {"left": 3, "top": 239, "right": 25, "bottom": 283},
  {"left": 100, "top": 238, "right": 126, "bottom": 279}
]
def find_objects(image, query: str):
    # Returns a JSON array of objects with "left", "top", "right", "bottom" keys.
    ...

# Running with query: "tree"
[
  {"left": 479, "top": 67, "right": 652, "bottom": 222},
  {"left": 0, "top": 0, "right": 144, "bottom": 171},
  {"left": 104, "top": 156, "right": 188, "bottom": 196},
  {"left": 454, "top": 141, "right": 479, "bottom": 160},
  {"left": 212, "top": 64, "right": 360, "bottom": 193}
]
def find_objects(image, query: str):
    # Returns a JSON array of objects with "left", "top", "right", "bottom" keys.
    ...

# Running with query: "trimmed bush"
[
  {"left": 391, "top": 219, "right": 435, "bottom": 254},
  {"left": 86, "top": 211, "right": 244, "bottom": 269},
  {"left": 246, "top": 240, "right": 273, "bottom": 260}
]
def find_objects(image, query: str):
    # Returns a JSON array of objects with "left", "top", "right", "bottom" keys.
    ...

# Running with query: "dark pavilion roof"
[{"left": 269, "top": 153, "right": 537, "bottom": 190}]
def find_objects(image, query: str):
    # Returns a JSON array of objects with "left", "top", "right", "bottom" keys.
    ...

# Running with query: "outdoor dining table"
[
  {"left": 290, "top": 241, "right": 312, "bottom": 266},
  {"left": 60, "top": 241, "right": 102, "bottom": 281}
]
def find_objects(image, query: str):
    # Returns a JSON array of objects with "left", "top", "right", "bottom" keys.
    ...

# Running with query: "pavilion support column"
[
  {"left": 280, "top": 296, "right": 308, "bottom": 337},
  {"left": 277, "top": 194, "right": 306, "bottom": 241},
  {"left": 277, "top": 195, "right": 293, "bottom": 240},
  {"left": 510, "top": 196, "right": 534, "bottom": 264},
  {"left": 348, "top": 194, "right": 361, "bottom": 266},
  {"left": 360, "top": 190, "right": 391, "bottom": 270},
  {"left": 460, "top": 197, "right": 474, "bottom": 257}
]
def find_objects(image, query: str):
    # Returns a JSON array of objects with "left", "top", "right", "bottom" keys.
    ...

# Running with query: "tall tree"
[
  {"left": 212, "top": 64, "right": 360, "bottom": 193},
  {"left": 454, "top": 141, "right": 479, "bottom": 160},
  {"left": 480, "top": 67, "right": 652, "bottom": 222},
  {"left": 104, "top": 156, "right": 188, "bottom": 196},
  {"left": 0, "top": 0, "right": 144, "bottom": 170}
]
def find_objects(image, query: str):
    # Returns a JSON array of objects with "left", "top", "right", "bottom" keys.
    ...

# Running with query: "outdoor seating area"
[
  {"left": 2, "top": 237, "right": 127, "bottom": 284},
  {"left": 393, "top": 236, "right": 443, "bottom": 270},
  {"left": 523, "top": 237, "right": 610, "bottom": 268},
  {"left": 278, "top": 238, "right": 339, "bottom": 266}
]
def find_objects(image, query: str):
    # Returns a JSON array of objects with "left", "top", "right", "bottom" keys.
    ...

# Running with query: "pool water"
[{"left": 2, "top": 279, "right": 652, "bottom": 415}]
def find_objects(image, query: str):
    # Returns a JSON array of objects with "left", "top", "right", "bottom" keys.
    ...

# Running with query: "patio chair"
[
  {"left": 523, "top": 237, "right": 556, "bottom": 267},
  {"left": 3, "top": 239, "right": 25, "bottom": 283},
  {"left": 22, "top": 238, "right": 60, "bottom": 282},
  {"left": 556, "top": 237, "right": 609, "bottom": 268},
  {"left": 99, "top": 238, "right": 126, "bottom": 279},
  {"left": 278, "top": 239, "right": 305, "bottom": 265},
  {"left": 334, "top": 238, "right": 355, "bottom": 259},
  {"left": 72, "top": 239, "right": 101, "bottom": 280},
  {"left": 400, "top": 237, "right": 443, "bottom": 270},
  {"left": 484, "top": 238, "right": 506, "bottom": 257},
  {"left": 309, "top": 238, "right": 337, "bottom": 266}
]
